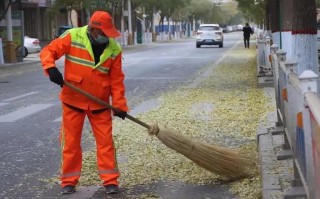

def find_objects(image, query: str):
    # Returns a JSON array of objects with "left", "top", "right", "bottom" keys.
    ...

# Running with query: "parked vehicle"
[
  {"left": 220, "top": 24, "right": 228, "bottom": 33},
  {"left": 226, "top": 26, "right": 233, "bottom": 32},
  {"left": 24, "top": 36, "right": 41, "bottom": 57},
  {"left": 57, "top": 26, "right": 72, "bottom": 37},
  {"left": 237, "top": 24, "right": 243, "bottom": 31},
  {"left": 2, "top": 36, "right": 41, "bottom": 58},
  {"left": 196, "top": 24, "right": 223, "bottom": 48}
]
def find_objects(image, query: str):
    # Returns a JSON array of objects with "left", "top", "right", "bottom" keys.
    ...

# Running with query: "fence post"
[
  {"left": 0, "top": 38, "right": 4, "bottom": 64},
  {"left": 283, "top": 59, "right": 298, "bottom": 151},
  {"left": 283, "top": 62, "right": 309, "bottom": 199},
  {"left": 299, "top": 70, "right": 318, "bottom": 93},
  {"left": 276, "top": 49, "right": 287, "bottom": 126},
  {"left": 273, "top": 49, "right": 294, "bottom": 161},
  {"left": 265, "top": 36, "right": 271, "bottom": 74},
  {"left": 270, "top": 44, "right": 282, "bottom": 128},
  {"left": 299, "top": 70, "right": 318, "bottom": 199},
  {"left": 257, "top": 37, "right": 266, "bottom": 76},
  {"left": 276, "top": 49, "right": 287, "bottom": 63},
  {"left": 285, "top": 58, "right": 298, "bottom": 75},
  {"left": 271, "top": 44, "right": 279, "bottom": 54}
]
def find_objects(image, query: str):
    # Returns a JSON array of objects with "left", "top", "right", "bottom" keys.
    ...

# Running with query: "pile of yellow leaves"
[{"left": 77, "top": 46, "right": 273, "bottom": 199}]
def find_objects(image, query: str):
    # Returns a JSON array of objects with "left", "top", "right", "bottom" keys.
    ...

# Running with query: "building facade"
[{"left": 4, "top": 0, "right": 69, "bottom": 40}]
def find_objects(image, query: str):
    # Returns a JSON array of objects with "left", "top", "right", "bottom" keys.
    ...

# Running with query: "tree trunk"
[
  {"left": 269, "top": 0, "right": 280, "bottom": 46},
  {"left": 280, "top": 0, "right": 293, "bottom": 58},
  {"left": 292, "top": 0, "right": 318, "bottom": 75},
  {"left": 265, "top": 0, "right": 270, "bottom": 31}
]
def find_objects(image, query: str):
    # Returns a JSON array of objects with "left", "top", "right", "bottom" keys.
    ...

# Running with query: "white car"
[
  {"left": 24, "top": 36, "right": 41, "bottom": 57},
  {"left": 196, "top": 24, "right": 223, "bottom": 48}
]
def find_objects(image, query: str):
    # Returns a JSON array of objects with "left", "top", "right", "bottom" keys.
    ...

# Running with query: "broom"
[{"left": 64, "top": 81, "right": 252, "bottom": 179}]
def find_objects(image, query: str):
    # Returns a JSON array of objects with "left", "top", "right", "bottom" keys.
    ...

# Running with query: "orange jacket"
[{"left": 40, "top": 26, "right": 128, "bottom": 111}]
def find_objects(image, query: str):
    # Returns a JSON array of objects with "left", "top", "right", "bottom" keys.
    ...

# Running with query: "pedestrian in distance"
[
  {"left": 242, "top": 23, "right": 254, "bottom": 48},
  {"left": 39, "top": 10, "right": 128, "bottom": 195}
]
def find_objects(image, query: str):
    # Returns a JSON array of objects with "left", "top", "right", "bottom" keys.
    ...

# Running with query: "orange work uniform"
[{"left": 40, "top": 26, "right": 128, "bottom": 187}]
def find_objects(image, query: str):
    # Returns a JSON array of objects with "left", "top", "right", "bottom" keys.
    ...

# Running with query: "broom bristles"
[{"left": 155, "top": 128, "right": 252, "bottom": 179}]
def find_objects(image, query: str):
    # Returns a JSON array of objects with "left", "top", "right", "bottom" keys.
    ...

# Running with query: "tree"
[
  {"left": 236, "top": 0, "right": 265, "bottom": 24},
  {"left": 49, "top": 0, "right": 121, "bottom": 27},
  {"left": 292, "top": 0, "right": 318, "bottom": 74}
]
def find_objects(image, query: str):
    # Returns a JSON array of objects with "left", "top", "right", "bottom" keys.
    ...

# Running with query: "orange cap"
[{"left": 89, "top": 11, "right": 120, "bottom": 38}]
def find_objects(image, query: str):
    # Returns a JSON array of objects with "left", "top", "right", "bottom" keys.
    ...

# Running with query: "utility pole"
[
  {"left": 168, "top": 9, "right": 171, "bottom": 40},
  {"left": 152, "top": 6, "right": 156, "bottom": 42},
  {"left": 5, "top": 0, "right": 12, "bottom": 41},
  {"left": 127, "top": 0, "right": 133, "bottom": 45},
  {"left": 142, "top": 6, "right": 145, "bottom": 43},
  {"left": 192, "top": 16, "right": 195, "bottom": 35},
  {"left": 121, "top": 0, "right": 125, "bottom": 45}
]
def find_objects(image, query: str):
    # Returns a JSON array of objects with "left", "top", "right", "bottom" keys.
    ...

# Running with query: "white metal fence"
[{"left": 259, "top": 37, "right": 320, "bottom": 199}]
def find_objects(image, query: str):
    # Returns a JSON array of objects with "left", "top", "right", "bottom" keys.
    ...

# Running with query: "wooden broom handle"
[{"left": 64, "top": 81, "right": 151, "bottom": 129}]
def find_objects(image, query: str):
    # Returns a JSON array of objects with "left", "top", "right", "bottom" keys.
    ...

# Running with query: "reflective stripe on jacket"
[{"left": 40, "top": 26, "right": 128, "bottom": 111}]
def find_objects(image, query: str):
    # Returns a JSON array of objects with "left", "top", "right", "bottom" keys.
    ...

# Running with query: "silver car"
[{"left": 196, "top": 24, "right": 223, "bottom": 48}]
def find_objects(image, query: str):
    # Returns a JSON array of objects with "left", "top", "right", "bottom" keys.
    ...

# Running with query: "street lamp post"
[
  {"left": 152, "top": 6, "right": 157, "bottom": 42},
  {"left": 192, "top": 15, "right": 196, "bottom": 35},
  {"left": 127, "top": 0, "right": 133, "bottom": 45},
  {"left": 142, "top": 6, "right": 146, "bottom": 43},
  {"left": 121, "top": 0, "right": 125, "bottom": 45}
]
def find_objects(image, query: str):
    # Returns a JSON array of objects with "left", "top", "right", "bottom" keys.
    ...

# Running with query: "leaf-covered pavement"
[{"left": 46, "top": 45, "right": 273, "bottom": 199}]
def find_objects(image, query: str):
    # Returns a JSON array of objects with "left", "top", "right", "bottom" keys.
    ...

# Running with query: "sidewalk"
[
  {"left": 67, "top": 42, "right": 291, "bottom": 199},
  {"left": 257, "top": 88, "right": 293, "bottom": 199},
  {"left": 0, "top": 53, "right": 40, "bottom": 68}
]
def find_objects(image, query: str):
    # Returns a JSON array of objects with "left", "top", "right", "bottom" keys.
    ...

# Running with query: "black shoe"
[
  {"left": 61, "top": 185, "right": 76, "bottom": 194},
  {"left": 105, "top": 184, "right": 119, "bottom": 194}
]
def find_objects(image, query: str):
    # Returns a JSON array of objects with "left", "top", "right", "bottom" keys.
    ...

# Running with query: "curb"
[
  {"left": 0, "top": 60, "right": 40, "bottom": 68},
  {"left": 258, "top": 87, "right": 292, "bottom": 199},
  {"left": 258, "top": 124, "right": 282, "bottom": 199}
]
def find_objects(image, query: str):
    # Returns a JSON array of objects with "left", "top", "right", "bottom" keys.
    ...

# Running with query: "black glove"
[
  {"left": 113, "top": 108, "right": 127, "bottom": 120},
  {"left": 47, "top": 67, "right": 64, "bottom": 87}
]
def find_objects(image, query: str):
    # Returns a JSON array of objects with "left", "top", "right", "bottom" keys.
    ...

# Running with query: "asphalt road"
[{"left": 0, "top": 32, "right": 243, "bottom": 198}]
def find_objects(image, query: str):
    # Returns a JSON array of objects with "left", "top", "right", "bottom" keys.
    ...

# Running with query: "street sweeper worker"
[{"left": 39, "top": 10, "right": 128, "bottom": 195}]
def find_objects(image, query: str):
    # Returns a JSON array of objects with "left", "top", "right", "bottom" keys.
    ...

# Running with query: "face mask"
[
  {"left": 91, "top": 28, "right": 109, "bottom": 44},
  {"left": 95, "top": 34, "right": 109, "bottom": 44}
]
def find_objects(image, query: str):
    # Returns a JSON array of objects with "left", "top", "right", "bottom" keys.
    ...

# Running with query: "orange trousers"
[{"left": 59, "top": 103, "right": 119, "bottom": 187}]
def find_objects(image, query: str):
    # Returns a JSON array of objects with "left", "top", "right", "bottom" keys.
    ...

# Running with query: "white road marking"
[
  {"left": 123, "top": 61, "right": 142, "bottom": 66},
  {"left": 53, "top": 116, "right": 62, "bottom": 122},
  {"left": 0, "top": 102, "right": 9, "bottom": 107},
  {"left": 0, "top": 74, "right": 11, "bottom": 78},
  {"left": 122, "top": 56, "right": 205, "bottom": 67},
  {"left": 155, "top": 56, "right": 206, "bottom": 59},
  {"left": 0, "top": 104, "right": 54, "bottom": 122},
  {"left": 3, "top": 92, "right": 38, "bottom": 102},
  {"left": 125, "top": 77, "right": 182, "bottom": 80}
]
